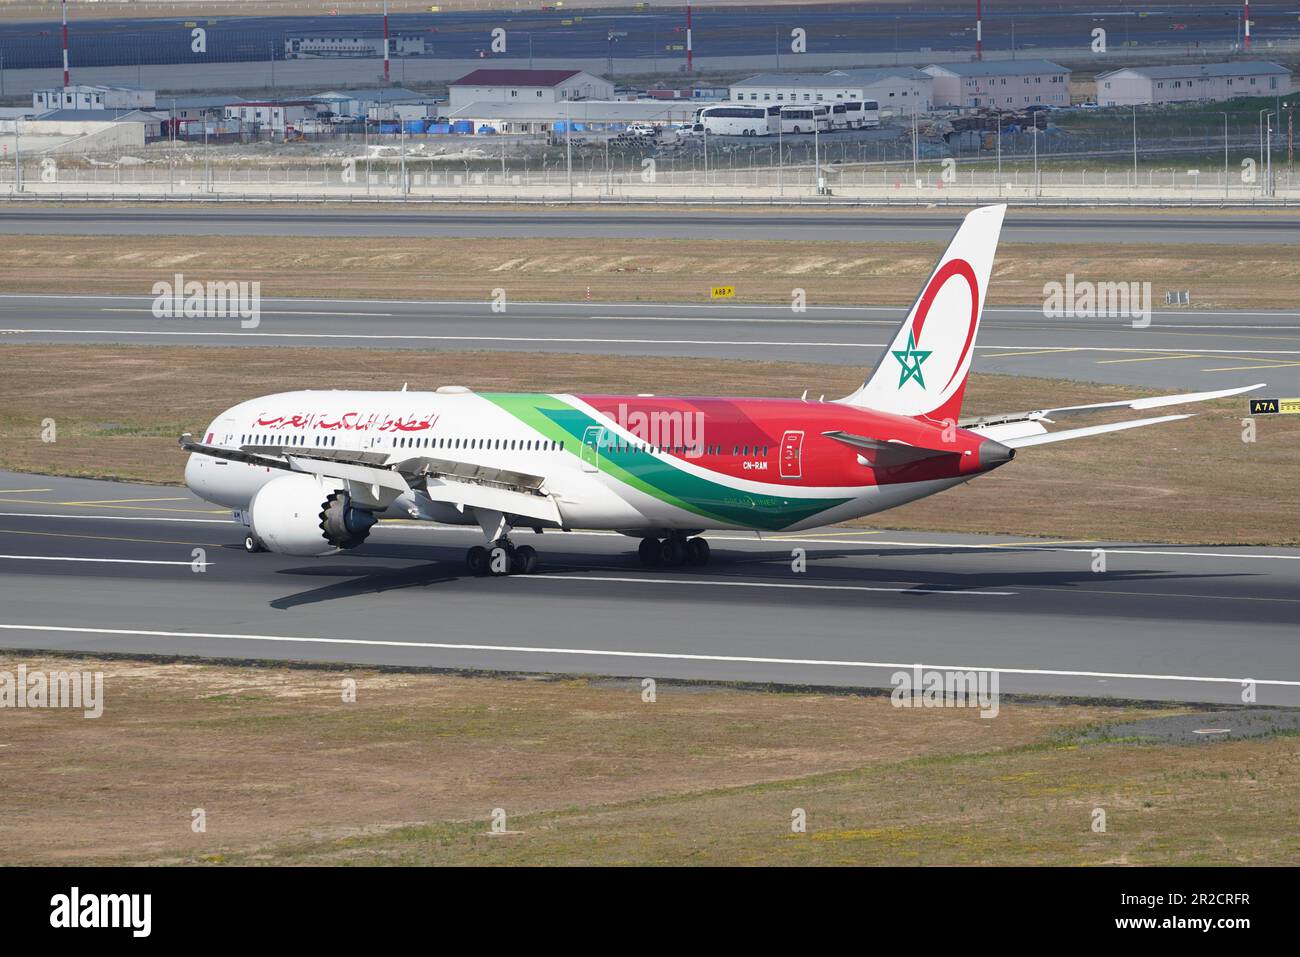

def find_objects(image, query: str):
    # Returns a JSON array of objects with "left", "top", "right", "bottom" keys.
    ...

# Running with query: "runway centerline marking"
[
  {"left": 0, "top": 624, "right": 1294, "bottom": 689},
  {"left": 101, "top": 308, "right": 396, "bottom": 318}
]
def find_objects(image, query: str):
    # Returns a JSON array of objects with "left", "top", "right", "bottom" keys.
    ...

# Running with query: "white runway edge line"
[
  {"left": 0, "top": 554, "right": 207, "bottom": 567},
  {"left": 1, "top": 623, "right": 1296, "bottom": 688},
  {"left": 3, "top": 293, "right": 1297, "bottom": 320},
  {"left": 7, "top": 328, "right": 1300, "bottom": 355},
  {"left": 1, "top": 513, "right": 1298, "bottom": 563}
]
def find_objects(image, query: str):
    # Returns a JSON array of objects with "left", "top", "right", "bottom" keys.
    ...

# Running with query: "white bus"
[
  {"left": 840, "top": 100, "right": 881, "bottom": 129},
  {"left": 779, "top": 105, "right": 830, "bottom": 134},
  {"left": 698, "top": 105, "right": 772, "bottom": 137},
  {"left": 830, "top": 103, "right": 851, "bottom": 130}
]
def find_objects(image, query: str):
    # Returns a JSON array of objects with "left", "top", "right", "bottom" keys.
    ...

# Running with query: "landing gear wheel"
[
  {"left": 515, "top": 545, "right": 538, "bottom": 575},
  {"left": 466, "top": 545, "right": 490, "bottom": 576},
  {"left": 244, "top": 534, "right": 265, "bottom": 554},
  {"left": 686, "top": 537, "right": 710, "bottom": 566},
  {"left": 489, "top": 545, "right": 514, "bottom": 576},
  {"left": 660, "top": 537, "right": 688, "bottom": 567},
  {"left": 638, "top": 536, "right": 661, "bottom": 567}
]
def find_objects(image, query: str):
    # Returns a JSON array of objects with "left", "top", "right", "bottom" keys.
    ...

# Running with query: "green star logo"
[{"left": 892, "top": 331, "right": 932, "bottom": 389}]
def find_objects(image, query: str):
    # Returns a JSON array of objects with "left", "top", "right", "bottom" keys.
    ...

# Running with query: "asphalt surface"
[
  {"left": 0, "top": 472, "right": 1296, "bottom": 706},
  {"left": 0, "top": 3, "right": 1264, "bottom": 70},
  {"left": 3, "top": 293, "right": 1297, "bottom": 392},
  {"left": 3, "top": 208, "right": 1299, "bottom": 245}
]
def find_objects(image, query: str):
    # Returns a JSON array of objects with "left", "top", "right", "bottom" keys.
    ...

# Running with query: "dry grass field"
[
  {"left": 2, "top": 653, "right": 1295, "bottom": 866},
  {"left": 0, "top": 233, "right": 1295, "bottom": 310}
]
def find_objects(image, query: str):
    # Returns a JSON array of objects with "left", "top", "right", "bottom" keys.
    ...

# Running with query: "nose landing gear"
[{"left": 638, "top": 533, "right": 710, "bottom": 568}]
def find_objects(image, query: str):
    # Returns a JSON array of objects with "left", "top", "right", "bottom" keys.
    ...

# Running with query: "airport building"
[
  {"left": 311, "top": 87, "right": 438, "bottom": 121},
  {"left": 284, "top": 33, "right": 426, "bottom": 59},
  {"left": 729, "top": 68, "right": 933, "bottom": 113},
  {"left": 923, "top": 59, "right": 1071, "bottom": 109},
  {"left": 447, "top": 69, "right": 615, "bottom": 113},
  {"left": 32, "top": 84, "right": 156, "bottom": 112},
  {"left": 222, "top": 101, "right": 316, "bottom": 134},
  {"left": 1094, "top": 61, "right": 1293, "bottom": 107}
]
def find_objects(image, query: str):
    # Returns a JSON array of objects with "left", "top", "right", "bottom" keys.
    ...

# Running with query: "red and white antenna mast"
[
  {"left": 976, "top": 0, "right": 983, "bottom": 61},
  {"left": 383, "top": 0, "right": 391, "bottom": 81},
  {"left": 61, "top": 0, "right": 70, "bottom": 87},
  {"left": 1244, "top": 1, "right": 1251, "bottom": 51},
  {"left": 686, "top": 3, "right": 693, "bottom": 73}
]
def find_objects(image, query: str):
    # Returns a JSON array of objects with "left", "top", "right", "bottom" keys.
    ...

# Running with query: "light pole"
[
  {"left": 1131, "top": 105, "right": 1137, "bottom": 184},
  {"left": 1265, "top": 110, "right": 1275, "bottom": 196},
  {"left": 566, "top": 100, "right": 573, "bottom": 201},
  {"left": 996, "top": 111, "right": 1002, "bottom": 179},
  {"left": 1218, "top": 111, "right": 1228, "bottom": 197},
  {"left": 1259, "top": 108, "right": 1269, "bottom": 169},
  {"left": 703, "top": 126, "right": 708, "bottom": 184},
  {"left": 813, "top": 123, "right": 820, "bottom": 194},
  {"left": 777, "top": 116, "right": 783, "bottom": 194},
  {"left": 910, "top": 104, "right": 917, "bottom": 184}
]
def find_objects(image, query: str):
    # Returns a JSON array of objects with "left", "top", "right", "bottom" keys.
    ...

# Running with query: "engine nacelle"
[{"left": 248, "top": 473, "right": 378, "bottom": 556}]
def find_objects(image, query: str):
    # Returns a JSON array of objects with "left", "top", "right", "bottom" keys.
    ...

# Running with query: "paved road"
[
  {"left": 3, "top": 293, "right": 1297, "bottom": 392},
  {"left": 0, "top": 4, "right": 1259, "bottom": 69},
  {"left": 2, "top": 208, "right": 1299, "bottom": 245},
  {"left": 0, "top": 472, "right": 1296, "bottom": 706}
]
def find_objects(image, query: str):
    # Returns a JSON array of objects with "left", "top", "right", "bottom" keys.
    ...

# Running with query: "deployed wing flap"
[
  {"left": 394, "top": 456, "right": 546, "bottom": 493},
  {"left": 822, "top": 430, "right": 961, "bottom": 468},
  {"left": 960, "top": 383, "right": 1264, "bottom": 429},
  {"left": 423, "top": 477, "right": 563, "bottom": 527}
]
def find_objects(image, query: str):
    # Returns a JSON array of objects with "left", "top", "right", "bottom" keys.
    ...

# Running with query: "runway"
[
  {"left": 3, "top": 293, "right": 1298, "bottom": 391},
  {"left": 3, "top": 208, "right": 1299, "bottom": 245},
  {"left": 0, "top": 472, "right": 1297, "bottom": 706}
]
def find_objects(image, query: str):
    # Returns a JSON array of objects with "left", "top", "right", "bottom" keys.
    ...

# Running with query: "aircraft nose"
[{"left": 978, "top": 438, "right": 1016, "bottom": 470}]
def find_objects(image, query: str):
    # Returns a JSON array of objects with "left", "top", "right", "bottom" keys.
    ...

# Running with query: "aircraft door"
[
  {"left": 779, "top": 430, "right": 804, "bottom": 479},
  {"left": 580, "top": 426, "right": 604, "bottom": 472}
]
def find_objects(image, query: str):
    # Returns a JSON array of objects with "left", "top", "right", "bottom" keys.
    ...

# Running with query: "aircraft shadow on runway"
[{"left": 261, "top": 540, "right": 1255, "bottom": 613}]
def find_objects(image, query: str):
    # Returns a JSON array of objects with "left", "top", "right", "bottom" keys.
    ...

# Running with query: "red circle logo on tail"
[{"left": 908, "top": 258, "right": 980, "bottom": 393}]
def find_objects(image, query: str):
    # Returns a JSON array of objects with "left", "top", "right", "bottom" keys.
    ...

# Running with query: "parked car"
[{"left": 627, "top": 123, "right": 657, "bottom": 137}]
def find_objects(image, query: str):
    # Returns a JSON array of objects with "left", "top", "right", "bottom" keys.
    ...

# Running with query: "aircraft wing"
[
  {"left": 959, "top": 382, "right": 1264, "bottom": 429},
  {"left": 962, "top": 383, "right": 1263, "bottom": 448},
  {"left": 990, "top": 413, "right": 1193, "bottom": 449},
  {"left": 179, "top": 435, "right": 561, "bottom": 524}
]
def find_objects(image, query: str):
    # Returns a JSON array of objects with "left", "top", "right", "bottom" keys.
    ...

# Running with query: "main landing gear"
[
  {"left": 244, "top": 534, "right": 267, "bottom": 553},
  {"left": 638, "top": 532, "right": 710, "bottom": 568},
  {"left": 466, "top": 539, "right": 538, "bottom": 576}
]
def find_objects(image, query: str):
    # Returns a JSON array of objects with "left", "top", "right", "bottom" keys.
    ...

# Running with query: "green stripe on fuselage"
[{"left": 483, "top": 392, "right": 850, "bottom": 530}]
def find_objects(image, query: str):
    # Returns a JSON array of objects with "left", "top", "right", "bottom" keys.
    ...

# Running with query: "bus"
[
  {"left": 779, "top": 105, "right": 830, "bottom": 134},
  {"left": 698, "top": 105, "right": 772, "bottom": 137},
  {"left": 840, "top": 100, "right": 881, "bottom": 129},
  {"left": 830, "top": 103, "right": 851, "bottom": 130}
]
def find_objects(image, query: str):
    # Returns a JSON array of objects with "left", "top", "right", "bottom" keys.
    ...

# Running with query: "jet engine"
[{"left": 248, "top": 473, "right": 378, "bottom": 556}]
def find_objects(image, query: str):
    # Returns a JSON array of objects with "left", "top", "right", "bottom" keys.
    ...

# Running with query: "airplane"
[{"left": 181, "top": 204, "right": 1262, "bottom": 576}]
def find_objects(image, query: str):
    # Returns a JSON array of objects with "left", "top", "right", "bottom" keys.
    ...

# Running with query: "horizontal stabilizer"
[{"left": 822, "top": 430, "right": 960, "bottom": 468}]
